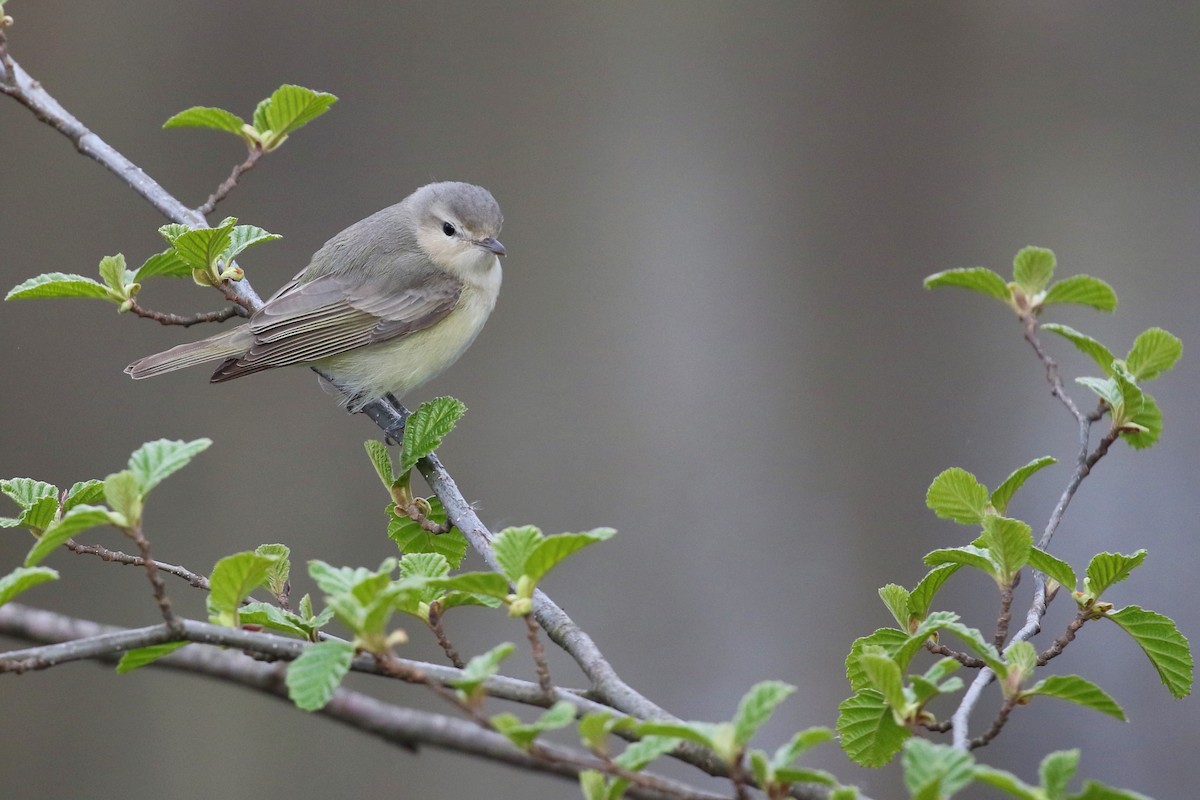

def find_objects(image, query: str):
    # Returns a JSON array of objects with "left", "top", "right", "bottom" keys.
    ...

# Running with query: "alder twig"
[
  {"left": 199, "top": 146, "right": 264, "bottom": 216},
  {"left": 969, "top": 696, "right": 1016, "bottom": 750},
  {"left": 1038, "top": 609, "right": 1089, "bottom": 665},
  {"left": 126, "top": 523, "right": 182, "bottom": 634},
  {"left": 525, "top": 611, "right": 555, "bottom": 698},
  {"left": 427, "top": 604, "right": 465, "bottom": 668},
  {"left": 66, "top": 539, "right": 211, "bottom": 589},
  {"left": 923, "top": 640, "right": 986, "bottom": 669},
  {"left": 127, "top": 298, "right": 248, "bottom": 327}
]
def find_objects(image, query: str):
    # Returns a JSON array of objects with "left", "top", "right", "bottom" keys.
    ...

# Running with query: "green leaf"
[
  {"left": 908, "top": 564, "right": 960, "bottom": 621},
  {"left": 163, "top": 105, "right": 246, "bottom": 133},
  {"left": 1070, "top": 781, "right": 1153, "bottom": 800},
  {"left": 1028, "top": 547, "right": 1077, "bottom": 592},
  {"left": 128, "top": 438, "right": 213, "bottom": 494},
  {"left": 400, "top": 397, "right": 467, "bottom": 473},
  {"left": 1106, "top": 605, "right": 1193, "bottom": 699},
  {"left": 972, "top": 766, "right": 1040, "bottom": 799},
  {"left": 1005, "top": 641, "right": 1038, "bottom": 685},
  {"left": 1122, "top": 391, "right": 1162, "bottom": 450},
  {"left": 837, "top": 690, "right": 909, "bottom": 768},
  {"left": 923, "top": 267, "right": 1011, "bottom": 302},
  {"left": 398, "top": 552, "right": 451, "bottom": 604},
  {"left": 491, "top": 701, "right": 576, "bottom": 750},
  {"left": 1110, "top": 362, "right": 1144, "bottom": 421},
  {"left": 990, "top": 457, "right": 1056, "bottom": 515},
  {"left": 1041, "top": 324, "right": 1117, "bottom": 376},
  {"left": 158, "top": 223, "right": 190, "bottom": 245},
  {"left": 364, "top": 440, "right": 394, "bottom": 487},
  {"left": 452, "top": 642, "right": 516, "bottom": 696},
  {"left": 116, "top": 641, "right": 189, "bottom": 673},
  {"left": 770, "top": 727, "right": 834, "bottom": 772},
  {"left": 901, "top": 739, "right": 975, "bottom": 799},
  {"left": 614, "top": 734, "right": 682, "bottom": 772},
  {"left": 171, "top": 217, "right": 237, "bottom": 271},
  {"left": 1083, "top": 550, "right": 1146, "bottom": 599},
  {"left": 427, "top": 571, "right": 511, "bottom": 599},
  {"left": 286, "top": 640, "right": 355, "bottom": 711},
  {"left": 923, "top": 545, "right": 995, "bottom": 578},
  {"left": 878, "top": 584, "right": 910, "bottom": 628},
  {"left": 386, "top": 499, "right": 468, "bottom": 568},
  {"left": 238, "top": 602, "right": 312, "bottom": 638},
  {"left": 134, "top": 249, "right": 192, "bottom": 281},
  {"left": 209, "top": 551, "right": 278, "bottom": 626},
  {"left": 2, "top": 478, "right": 58, "bottom": 512},
  {"left": 925, "top": 468, "right": 988, "bottom": 525},
  {"left": 222, "top": 225, "right": 281, "bottom": 263},
  {"left": 0, "top": 565, "right": 58, "bottom": 606},
  {"left": 63, "top": 480, "right": 104, "bottom": 511},
  {"left": 858, "top": 648, "right": 906, "bottom": 715},
  {"left": 25, "top": 505, "right": 115, "bottom": 567},
  {"left": 1025, "top": 675, "right": 1126, "bottom": 720},
  {"left": 732, "top": 680, "right": 795, "bottom": 747},
  {"left": 846, "top": 628, "right": 910, "bottom": 691},
  {"left": 1040, "top": 749, "right": 1080, "bottom": 800},
  {"left": 97, "top": 254, "right": 129, "bottom": 294},
  {"left": 1013, "top": 246, "right": 1056, "bottom": 295},
  {"left": 1075, "top": 376, "right": 1121, "bottom": 408},
  {"left": 255, "top": 543, "right": 291, "bottom": 598},
  {"left": 1041, "top": 274, "right": 1118, "bottom": 312},
  {"left": 1125, "top": 327, "right": 1182, "bottom": 382},
  {"left": 524, "top": 528, "right": 617, "bottom": 584},
  {"left": 103, "top": 470, "right": 142, "bottom": 528},
  {"left": 578, "top": 710, "right": 633, "bottom": 753},
  {"left": 492, "top": 525, "right": 545, "bottom": 582},
  {"left": 891, "top": 612, "right": 1006, "bottom": 675},
  {"left": 979, "top": 515, "right": 1032, "bottom": 584},
  {"left": 255, "top": 84, "right": 338, "bottom": 143},
  {"left": 18, "top": 495, "right": 59, "bottom": 533},
  {"left": 6, "top": 272, "right": 110, "bottom": 301}
]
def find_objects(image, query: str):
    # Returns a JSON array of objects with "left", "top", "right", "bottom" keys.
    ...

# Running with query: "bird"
[{"left": 125, "top": 181, "right": 505, "bottom": 409}]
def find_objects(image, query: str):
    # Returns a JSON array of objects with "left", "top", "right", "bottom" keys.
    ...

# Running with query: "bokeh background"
[{"left": 2, "top": 3, "right": 1197, "bottom": 798}]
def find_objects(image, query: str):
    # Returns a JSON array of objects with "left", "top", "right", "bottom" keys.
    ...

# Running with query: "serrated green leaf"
[
  {"left": 1041, "top": 324, "right": 1117, "bottom": 376},
  {"left": 256, "top": 84, "right": 338, "bottom": 142},
  {"left": 134, "top": 249, "right": 192, "bottom": 281},
  {"left": 239, "top": 602, "right": 312, "bottom": 638},
  {"left": 399, "top": 552, "right": 450, "bottom": 604},
  {"left": 428, "top": 571, "right": 511, "bottom": 599},
  {"left": 6, "top": 272, "right": 111, "bottom": 301},
  {"left": 770, "top": 727, "right": 834, "bottom": 772},
  {"left": 1125, "top": 327, "right": 1182, "bottom": 382},
  {"left": 908, "top": 564, "right": 960, "bottom": 621},
  {"left": 163, "top": 105, "right": 246, "bottom": 133},
  {"left": 0, "top": 566, "right": 58, "bottom": 606},
  {"left": 1005, "top": 641, "right": 1038, "bottom": 685},
  {"left": 209, "top": 551, "right": 278, "bottom": 625},
  {"left": 1013, "top": 246, "right": 1056, "bottom": 295},
  {"left": 1076, "top": 375, "right": 1122, "bottom": 408},
  {"left": 923, "top": 267, "right": 1011, "bottom": 302},
  {"left": 902, "top": 739, "right": 975, "bottom": 799},
  {"left": 364, "top": 440, "right": 394, "bottom": 487},
  {"left": 579, "top": 769, "right": 611, "bottom": 800},
  {"left": 837, "top": 690, "right": 909, "bottom": 768},
  {"left": 972, "top": 766, "right": 1040, "bottom": 799},
  {"left": 980, "top": 515, "right": 1032, "bottom": 584},
  {"left": 1083, "top": 550, "right": 1146, "bottom": 599},
  {"left": 103, "top": 470, "right": 142, "bottom": 528},
  {"left": 116, "top": 641, "right": 190, "bottom": 673},
  {"left": 171, "top": 218, "right": 237, "bottom": 271},
  {"left": 386, "top": 499, "right": 468, "bottom": 568},
  {"left": 925, "top": 468, "right": 989, "bottom": 525},
  {"left": 775, "top": 767, "right": 838, "bottom": 787},
  {"left": 97, "top": 254, "right": 129, "bottom": 294},
  {"left": 25, "top": 505, "right": 114, "bottom": 567},
  {"left": 255, "top": 543, "right": 291, "bottom": 597},
  {"left": 18, "top": 495, "right": 59, "bottom": 533},
  {"left": 223, "top": 225, "right": 281, "bottom": 263},
  {"left": 891, "top": 612, "right": 1005, "bottom": 675},
  {"left": 990, "top": 456, "right": 1056, "bottom": 514},
  {"left": 128, "top": 438, "right": 212, "bottom": 494},
  {"left": 453, "top": 642, "right": 516, "bottom": 695},
  {"left": 492, "top": 525, "right": 545, "bottom": 582},
  {"left": 63, "top": 480, "right": 104, "bottom": 511},
  {"left": 923, "top": 545, "right": 995, "bottom": 578},
  {"left": 878, "top": 584, "right": 910, "bottom": 628},
  {"left": 491, "top": 701, "right": 576, "bottom": 750},
  {"left": 158, "top": 223, "right": 189, "bottom": 245},
  {"left": 614, "top": 734, "right": 682, "bottom": 771},
  {"left": 1122, "top": 391, "right": 1162, "bottom": 450},
  {"left": 858, "top": 649, "right": 905, "bottom": 715},
  {"left": 1106, "top": 605, "right": 1193, "bottom": 699},
  {"left": 286, "top": 639, "right": 354, "bottom": 711},
  {"left": 1042, "top": 274, "right": 1118, "bottom": 312},
  {"left": 1040, "top": 749, "right": 1080, "bottom": 799},
  {"left": 1110, "top": 362, "right": 1144, "bottom": 422},
  {"left": 1, "top": 478, "right": 58, "bottom": 512},
  {"left": 1028, "top": 547, "right": 1077, "bottom": 592},
  {"left": 579, "top": 710, "right": 628, "bottom": 753},
  {"left": 731, "top": 680, "right": 795, "bottom": 747},
  {"left": 524, "top": 528, "right": 617, "bottom": 585},
  {"left": 846, "top": 628, "right": 910, "bottom": 691},
  {"left": 400, "top": 397, "right": 467, "bottom": 473},
  {"left": 1025, "top": 674, "right": 1126, "bottom": 720}
]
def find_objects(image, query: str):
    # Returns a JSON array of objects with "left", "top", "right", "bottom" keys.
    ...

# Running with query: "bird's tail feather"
[{"left": 125, "top": 326, "right": 253, "bottom": 379}]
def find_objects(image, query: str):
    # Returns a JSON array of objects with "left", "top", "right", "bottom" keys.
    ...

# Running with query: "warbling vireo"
[{"left": 126, "top": 181, "right": 505, "bottom": 407}]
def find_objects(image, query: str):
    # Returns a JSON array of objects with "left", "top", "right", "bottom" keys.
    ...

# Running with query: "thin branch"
[
  {"left": 968, "top": 697, "right": 1016, "bottom": 750},
  {"left": 993, "top": 575, "right": 1017, "bottom": 651},
  {"left": 525, "top": 611, "right": 555, "bottom": 698},
  {"left": 923, "top": 640, "right": 986, "bottom": 669},
  {"left": 198, "top": 146, "right": 264, "bottom": 216},
  {"left": 66, "top": 539, "right": 211, "bottom": 589},
  {"left": 127, "top": 298, "right": 248, "bottom": 327},
  {"left": 1038, "top": 609, "right": 1089, "bottom": 665},
  {"left": 127, "top": 523, "right": 182, "bottom": 634},
  {"left": 427, "top": 605, "right": 465, "bottom": 668}
]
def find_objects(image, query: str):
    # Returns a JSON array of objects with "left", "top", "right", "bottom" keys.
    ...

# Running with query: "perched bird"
[{"left": 126, "top": 181, "right": 505, "bottom": 408}]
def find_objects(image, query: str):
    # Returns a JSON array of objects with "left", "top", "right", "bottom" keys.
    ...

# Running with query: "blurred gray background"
[{"left": 2, "top": 3, "right": 1197, "bottom": 798}]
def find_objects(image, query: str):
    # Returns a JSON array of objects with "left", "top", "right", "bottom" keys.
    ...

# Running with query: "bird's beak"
[{"left": 478, "top": 236, "right": 507, "bottom": 257}]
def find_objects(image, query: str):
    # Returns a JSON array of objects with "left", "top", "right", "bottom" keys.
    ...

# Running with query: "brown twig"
[
  {"left": 525, "top": 612, "right": 554, "bottom": 698},
  {"left": 1038, "top": 610, "right": 1089, "bottom": 665},
  {"left": 198, "top": 146, "right": 264, "bottom": 216},
  {"left": 923, "top": 640, "right": 986, "bottom": 669},
  {"left": 126, "top": 524, "right": 182, "bottom": 635},
  {"left": 993, "top": 574, "right": 1018, "bottom": 651},
  {"left": 968, "top": 696, "right": 1016, "bottom": 750},
  {"left": 127, "top": 298, "right": 247, "bottom": 327},
  {"left": 66, "top": 539, "right": 211, "bottom": 589},
  {"left": 427, "top": 604, "right": 465, "bottom": 668}
]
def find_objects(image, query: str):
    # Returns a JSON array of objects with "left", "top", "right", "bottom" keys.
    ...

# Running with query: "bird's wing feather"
[{"left": 210, "top": 266, "right": 462, "bottom": 382}]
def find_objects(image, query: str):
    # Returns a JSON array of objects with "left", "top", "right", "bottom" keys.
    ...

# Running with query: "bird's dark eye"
[{"left": 442, "top": 221, "right": 456, "bottom": 237}]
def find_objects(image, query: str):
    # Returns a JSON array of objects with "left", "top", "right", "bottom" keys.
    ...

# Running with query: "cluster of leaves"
[
  {"left": 164, "top": 84, "right": 337, "bottom": 153},
  {"left": 1, "top": 439, "right": 212, "bottom": 609}
]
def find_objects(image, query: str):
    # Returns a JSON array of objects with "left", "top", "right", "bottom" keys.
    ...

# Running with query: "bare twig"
[
  {"left": 968, "top": 696, "right": 1016, "bottom": 750},
  {"left": 993, "top": 575, "right": 1017, "bottom": 650},
  {"left": 525, "top": 611, "right": 555, "bottom": 698},
  {"left": 427, "top": 604, "right": 465, "bottom": 668},
  {"left": 1038, "top": 609, "right": 1089, "bottom": 665},
  {"left": 924, "top": 640, "right": 986, "bottom": 669},
  {"left": 199, "top": 146, "right": 264, "bottom": 216},
  {"left": 66, "top": 539, "right": 211, "bottom": 589},
  {"left": 126, "top": 523, "right": 182, "bottom": 634},
  {"left": 127, "top": 298, "right": 248, "bottom": 327}
]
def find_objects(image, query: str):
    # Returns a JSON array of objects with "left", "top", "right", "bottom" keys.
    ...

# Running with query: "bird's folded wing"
[{"left": 211, "top": 269, "right": 462, "bottom": 381}]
